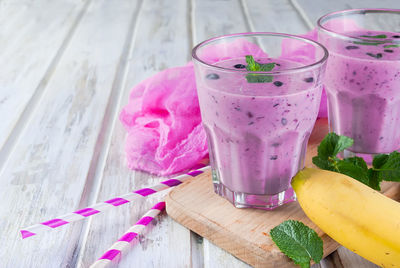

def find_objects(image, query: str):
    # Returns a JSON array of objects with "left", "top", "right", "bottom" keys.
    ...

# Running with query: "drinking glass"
[
  {"left": 318, "top": 9, "right": 400, "bottom": 162},
  {"left": 192, "top": 33, "right": 328, "bottom": 209}
]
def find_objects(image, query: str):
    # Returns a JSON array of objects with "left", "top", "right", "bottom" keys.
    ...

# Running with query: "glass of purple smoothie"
[
  {"left": 192, "top": 33, "right": 328, "bottom": 209},
  {"left": 318, "top": 9, "right": 400, "bottom": 162}
]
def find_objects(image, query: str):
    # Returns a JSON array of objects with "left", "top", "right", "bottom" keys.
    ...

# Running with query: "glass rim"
[
  {"left": 317, "top": 8, "right": 400, "bottom": 42},
  {"left": 191, "top": 32, "right": 329, "bottom": 75}
]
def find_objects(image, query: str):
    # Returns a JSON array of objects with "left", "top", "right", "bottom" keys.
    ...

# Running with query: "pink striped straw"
[
  {"left": 20, "top": 164, "right": 209, "bottom": 239},
  {"left": 90, "top": 202, "right": 165, "bottom": 268}
]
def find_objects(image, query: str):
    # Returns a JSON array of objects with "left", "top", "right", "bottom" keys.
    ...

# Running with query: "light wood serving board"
[{"left": 165, "top": 119, "right": 400, "bottom": 267}]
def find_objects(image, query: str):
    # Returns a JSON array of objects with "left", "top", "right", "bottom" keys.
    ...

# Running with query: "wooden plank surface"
[
  {"left": 0, "top": 0, "right": 399, "bottom": 267},
  {"left": 0, "top": 0, "right": 140, "bottom": 267},
  {"left": 0, "top": 0, "right": 87, "bottom": 153},
  {"left": 78, "top": 0, "right": 193, "bottom": 267}
]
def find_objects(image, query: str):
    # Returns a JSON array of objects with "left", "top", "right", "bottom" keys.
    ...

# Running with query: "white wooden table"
[{"left": 1, "top": 1, "right": 398, "bottom": 267}]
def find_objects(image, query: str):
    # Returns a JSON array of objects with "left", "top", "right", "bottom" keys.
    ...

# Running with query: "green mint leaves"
[
  {"left": 384, "top": 44, "right": 400, "bottom": 48},
  {"left": 373, "top": 151, "right": 400, "bottom": 182},
  {"left": 270, "top": 220, "right": 323, "bottom": 268},
  {"left": 360, "top": 34, "right": 387, "bottom": 39},
  {"left": 352, "top": 41, "right": 385, "bottom": 46},
  {"left": 245, "top": 55, "right": 275, "bottom": 83},
  {"left": 316, "top": 133, "right": 353, "bottom": 160},
  {"left": 312, "top": 133, "right": 400, "bottom": 190}
]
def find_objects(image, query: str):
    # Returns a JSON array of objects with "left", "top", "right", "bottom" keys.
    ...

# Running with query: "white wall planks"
[{"left": 0, "top": 0, "right": 140, "bottom": 267}]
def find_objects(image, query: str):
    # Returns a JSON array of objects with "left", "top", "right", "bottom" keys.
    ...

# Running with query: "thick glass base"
[{"left": 213, "top": 181, "right": 296, "bottom": 210}]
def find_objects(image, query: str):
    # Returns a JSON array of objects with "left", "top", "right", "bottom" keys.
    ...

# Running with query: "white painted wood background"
[{"left": 0, "top": 0, "right": 398, "bottom": 267}]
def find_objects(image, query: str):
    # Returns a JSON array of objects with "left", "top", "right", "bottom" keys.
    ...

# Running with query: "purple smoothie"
[
  {"left": 322, "top": 30, "right": 400, "bottom": 154},
  {"left": 196, "top": 57, "right": 322, "bottom": 195}
]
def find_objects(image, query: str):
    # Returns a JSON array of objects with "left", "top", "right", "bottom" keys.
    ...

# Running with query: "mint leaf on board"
[
  {"left": 360, "top": 34, "right": 387, "bottom": 39},
  {"left": 316, "top": 132, "right": 353, "bottom": 160},
  {"left": 245, "top": 55, "right": 275, "bottom": 83},
  {"left": 270, "top": 220, "right": 323, "bottom": 268}
]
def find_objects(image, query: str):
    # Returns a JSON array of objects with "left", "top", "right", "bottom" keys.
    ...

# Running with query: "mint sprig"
[
  {"left": 270, "top": 220, "right": 323, "bottom": 268},
  {"left": 312, "top": 133, "right": 400, "bottom": 190},
  {"left": 245, "top": 55, "right": 275, "bottom": 83}
]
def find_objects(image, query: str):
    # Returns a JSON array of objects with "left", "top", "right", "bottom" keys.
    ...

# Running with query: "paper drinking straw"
[
  {"left": 90, "top": 202, "right": 166, "bottom": 268},
  {"left": 20, "top": 165, "right": 210, "bottom": 239}
]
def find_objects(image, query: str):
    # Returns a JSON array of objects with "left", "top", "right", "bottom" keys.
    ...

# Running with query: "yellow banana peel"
[{"left": 292, "top": 168, "right": 400, "bottom": 267}]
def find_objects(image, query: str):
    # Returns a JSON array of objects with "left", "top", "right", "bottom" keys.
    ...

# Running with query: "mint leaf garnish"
[
  {"left": 245, "top": 55, "right": 258, "bottom": 71},
  {"left": 245, "top": 55, "right": 275, "bottom": 83},
  {"left": 360, "top": 34, "right": 387, "bottom": 39},
  {"left": 270, "top": 220, "right": 323, "bottom": 268},
  {"left": 384, "top": 44, "right": 400, "bottom": 48},
  {"left": 353, "top": 41, "right": 385, "bottom": 46},
  {"left": 313, "top": 133, "right": 400, "bottom": 190},
  {"left": 246, "top": 74, "right": 273, "bottom": 83}
]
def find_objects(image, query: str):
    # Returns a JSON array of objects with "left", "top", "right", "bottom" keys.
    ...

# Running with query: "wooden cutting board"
[{"left": 165, "top": 119, "right": 400, "bottom": 267}]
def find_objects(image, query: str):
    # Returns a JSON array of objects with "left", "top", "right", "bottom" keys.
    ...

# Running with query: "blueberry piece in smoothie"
[
  {"left": 304, "top": 77, "right": 314, "bottom": 83},
  {"left": 366, "top": 52, "right": 383, "bottom": 59},
  {"left": 273, "top": 81, "right": 283, "bottom": 87},
  {"left": 281, "top": 118, "right": 288, "bottom": 125},
  {"left": 206, "top": 73, "right": 220, "bottom": 80},
  {"left": 246, "top": 111, "right": 254, "bottom": 118},
  {"left": 270, "top": 155, "right": 278, "bottom": 160},
  {"left": 346, "top": 45, "right": 359, "bottom": 50},
  {"left": 384, "top": 49, "right": 394, "bottom": 53},
  {"left": 234, "top": 64, "right": 246, "bottom": 69},
  {"left": 392, "top": 35, "right": 400, "bottom": 38}
]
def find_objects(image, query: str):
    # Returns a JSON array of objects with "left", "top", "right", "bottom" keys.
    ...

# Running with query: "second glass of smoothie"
[
  {"left": 318, "top": 9, "right": 400, "bottom": 162},
  {"left": 192, "top": 33, "right": 328, "bottom": 209}
]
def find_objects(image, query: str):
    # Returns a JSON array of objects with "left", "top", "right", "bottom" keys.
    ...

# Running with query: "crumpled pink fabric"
[
  {"left": 120, "top": 33, "right": 330, "bottom": 176},
  {"left": 119, "top": 64, "right": 206, "bottom": 176}
]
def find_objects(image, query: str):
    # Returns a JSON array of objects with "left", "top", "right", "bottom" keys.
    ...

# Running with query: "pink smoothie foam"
[
  {"left": 196, "top": 57, "right": 322, "bottom": 195},
  {"left": 323, "top": 30, "right": 400, "bottom": 154}
]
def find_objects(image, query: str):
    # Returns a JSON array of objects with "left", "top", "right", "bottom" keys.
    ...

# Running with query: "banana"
[{"left": 292, "top": 168, "right": 400, "bottom": 267}]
